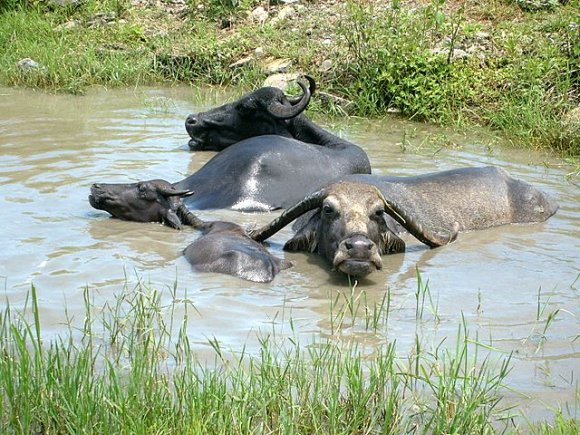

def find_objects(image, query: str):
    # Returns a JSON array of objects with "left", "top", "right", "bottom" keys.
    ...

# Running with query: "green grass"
[
  {"left": 0, "top": 6, "right": 151, "bottom": 93},
  {"left": 0, "top": 0, "right": 578, "bottom": 155},
  {"left": 0, "top": 277, "right": 578, "bottom": 433}
]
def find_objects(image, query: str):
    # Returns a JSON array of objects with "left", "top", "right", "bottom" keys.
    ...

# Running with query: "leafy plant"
[
  {"left": 336, "top": 0, "right": 470, "bottom": 123},
  {"left": 0, "top": 0, "right": 30, "bottom": 12},
  {"left": 515, "top": 0, "right": 560, "bottom": 12}
]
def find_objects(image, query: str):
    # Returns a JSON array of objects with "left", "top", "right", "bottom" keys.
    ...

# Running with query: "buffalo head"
[
  {"left": 249, "top": 181, "right": 458, "bottom": 278},
  {"left": 185, "top": 76, "right": 315, "bottom": 151},
  {"left": 89, "top": 179, "right": 196, "bottom": 229}
]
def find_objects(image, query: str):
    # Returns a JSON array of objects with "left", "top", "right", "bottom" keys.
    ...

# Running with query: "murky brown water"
[{"left": 1, "top": 86, "right": 578, "bottom": 421}]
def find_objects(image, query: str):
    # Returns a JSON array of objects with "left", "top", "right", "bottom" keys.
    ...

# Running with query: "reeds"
[{"left": 2, "top": 275, "right": 576, "bottom": 433}]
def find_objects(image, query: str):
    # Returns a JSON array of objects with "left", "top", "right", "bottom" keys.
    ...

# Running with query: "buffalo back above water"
[
  {"left": 183, "top": 221, "right": 291, "bottom": 283},
  {"left": 174, "top": 135, "right": 371, "bottom": 212},
  {"left": 343, "top": 166, "right": 559, "bottom": 232}
]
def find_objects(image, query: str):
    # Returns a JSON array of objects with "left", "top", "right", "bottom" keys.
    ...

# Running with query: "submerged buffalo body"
[
  {"left": 89, "top": 179, "right": 290, "bottom": 282},
  {"left": 183, "top": 221, "right": 291, "bottom": 283},
  {"left": 92, "top": 78, "right": 370, "bottom": 213},
  {"left": 250, "top": 166, "right": 558, "bottom": 277},
  {"left": 179, "top": 77, "right": 371, "bottom": 211},
  {"left": 343, "top": 166, "right": 559, "bottom": 231}
]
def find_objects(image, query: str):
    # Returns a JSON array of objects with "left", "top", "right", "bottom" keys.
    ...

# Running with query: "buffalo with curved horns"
[
  {"left": 249, "top": 166, "right": 558, "bottom": 277},
  {"left": 89, "top": 179, "right": 291, "bottom": 282},
  {"left": 176, "top": 76, "right": 371, "bottom": 211},
  {"left": 186, "top": 77, "right": 315, "bottom": 152}
]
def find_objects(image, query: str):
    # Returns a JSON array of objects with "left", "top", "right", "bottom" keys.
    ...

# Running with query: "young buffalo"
[{"left": 89, "top": 179, "right": 290, "bottom": 282}]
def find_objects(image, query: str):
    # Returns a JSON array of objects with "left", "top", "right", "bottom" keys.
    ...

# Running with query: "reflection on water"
[{"left": 0, "top": 86, "right": 578, "bottom": 421}]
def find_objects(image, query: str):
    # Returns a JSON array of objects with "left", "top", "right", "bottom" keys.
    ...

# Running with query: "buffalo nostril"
[
  {"left": 345, "top": 237, "right": 373, "bottom": 252},
  {"left": 359, "top": 241, "right": 373, "bottom": 251},
  {"left": 185, "top": 115, "right": 197, "bottom": 126}
]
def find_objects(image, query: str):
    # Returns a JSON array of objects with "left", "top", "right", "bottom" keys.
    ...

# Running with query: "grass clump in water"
[{"left": 1, "top": 279, "right": 577, "bottom": 433}]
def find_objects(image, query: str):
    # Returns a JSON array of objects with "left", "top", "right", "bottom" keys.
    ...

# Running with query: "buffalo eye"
[
  {"left": 322, "top": 204, "right": 335, "bottom": 217},
  {"left": 372, "top": 209, "right": 387, "bottom": 225},
  {"left": 237, "top": 99, "right": 256, "bottom": 117}
]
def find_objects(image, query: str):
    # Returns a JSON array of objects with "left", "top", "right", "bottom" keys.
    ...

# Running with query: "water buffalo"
[
  {"left": 249, "top": 166, "right": 558, "bottom": 277},
  {"left": 89, "top": 179, "right": 194, "bottom": 229},
  {"left": 182, "top": 220, "right": 291, "bottom": 283},
  {"left": 185, "top": 76, "right": 315, "bottom": 152},
  {"left": 176, "top": 76, "right": 371, "bottom": 211},
  {"left": 89, "top": 179, "right": 290, "bottom": 282}
]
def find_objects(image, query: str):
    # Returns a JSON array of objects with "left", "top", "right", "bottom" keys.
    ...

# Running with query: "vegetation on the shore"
[
  {"left": 1, "top": 280, "right": 578, "bottom": 433},
  {"left": 0, "top": 0, "right": 579, "bottom": 156}
]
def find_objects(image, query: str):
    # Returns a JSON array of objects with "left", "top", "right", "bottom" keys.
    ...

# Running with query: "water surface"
[{"left": 0, "top": 86, "right": 578, "bottom": 421}]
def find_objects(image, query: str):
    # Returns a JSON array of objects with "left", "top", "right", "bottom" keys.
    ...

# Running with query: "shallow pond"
[{"left": 0, "top": 86, "right": 578, "bottom": 422}]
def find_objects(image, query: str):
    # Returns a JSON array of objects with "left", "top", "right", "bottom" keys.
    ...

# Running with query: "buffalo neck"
[
  {"left": 176, "top": 204, "right": 207, "bottom": 229},
  {"left": 286, "top": 115, "right": 354, "bottom": 149}
]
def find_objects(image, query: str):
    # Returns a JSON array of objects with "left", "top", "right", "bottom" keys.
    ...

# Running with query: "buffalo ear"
[
  {"left": 284, "top": 211, "right": 320, "bottom": 252},
  {"left": 380, "top": 231, "right": 406, "bottom": 254},
  {"left": 380, "top": 214, "right": 406, "bottom": 253},
  {"left": 163, "top": 210, "right": 183, "bottom": 230},
  {"left": 284, "top": 229, "right": 318, "bottom": 252}
]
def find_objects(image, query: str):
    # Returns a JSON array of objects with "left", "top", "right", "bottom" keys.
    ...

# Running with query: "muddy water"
[{"left": 1, "top": 86, "right": 578, "bottom": 421}]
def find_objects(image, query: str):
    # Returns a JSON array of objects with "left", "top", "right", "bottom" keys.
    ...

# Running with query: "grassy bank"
[
  {"left": 0, "top": 0, "right": 578, "bottom": 156},
  {"left": 1, "top": 279, "right": 578, "bottom": 433}
]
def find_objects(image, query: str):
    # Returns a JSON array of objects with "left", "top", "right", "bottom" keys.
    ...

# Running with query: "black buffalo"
[
  {"left": 182, "top": 220, "right": 291, "bottom": 283},
  {"left": 176, "top": 76, "right": 371, "bottom": 211},
  {"left": 185, "top": 77, "right": 314, "bottom": 152},
  {"left": 249, "top": 166, "right": 559, "bottom": 277},
  {"left": 89, "top": 179, "right": 290, "bottom": 282},
  {"left": 89, "top": 179, "right": 193, "bottom": 229}
]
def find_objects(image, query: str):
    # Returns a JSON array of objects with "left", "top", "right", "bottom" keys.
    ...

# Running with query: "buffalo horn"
[
  {"left": 176, "top": 205, "right": 206, "bottom": 230},
  {"left": 375, "top": 187, "right": 459, "bottom": 248},
  {"left": 248, "top": 188, "right": 327, "bottom": 242},
  {"left": 287, "top": 75, "right": 316, "bottom": 104},
  {"left": 267, "top": 77, "right": 313, "bottom": 119},
  {"left": 157, "top": 185, "right": 195, "bottom": 198}
]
